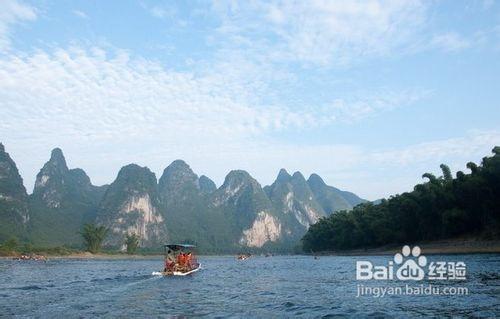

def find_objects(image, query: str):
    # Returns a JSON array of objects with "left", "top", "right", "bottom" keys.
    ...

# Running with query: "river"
[{"left": 0, "top": 254, "right": 499, "bottom": 318}]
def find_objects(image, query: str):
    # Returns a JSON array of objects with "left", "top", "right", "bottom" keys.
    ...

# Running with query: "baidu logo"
[
  {"left": 394, "top": 245, "right": 427, "bottom": 280},
  {"left": 356, "top": 245, "right": 466, "bottom": 281}
]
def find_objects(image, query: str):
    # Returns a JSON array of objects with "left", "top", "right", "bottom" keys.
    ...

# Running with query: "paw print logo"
[{"left": 394, "top": 245, "right": 427, "bottom": 281}]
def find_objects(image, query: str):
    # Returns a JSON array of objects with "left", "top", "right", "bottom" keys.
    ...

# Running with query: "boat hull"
[{"left": 152, "top": 264, "right": 201, "bottom": 276}]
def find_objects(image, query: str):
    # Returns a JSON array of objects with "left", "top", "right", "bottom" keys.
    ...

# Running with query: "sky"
[{"left": 0, "top": 0, "right": 499, "bottom": 200}]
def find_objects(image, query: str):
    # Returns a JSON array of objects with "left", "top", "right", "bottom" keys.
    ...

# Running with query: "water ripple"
[{"left": 0, "top": 255, "right": 498, "bottom": 318}]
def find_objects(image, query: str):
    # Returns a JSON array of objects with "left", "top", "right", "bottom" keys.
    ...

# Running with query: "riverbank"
[
  {"left": 49, "top": 252, "right": 163, "bottom": 259},
  {"left": 315, "top": 239, "right": 500, "bottom": 256},
  {"left": 0, "top": 251, "right": 163, "bottom": 260},
  {"left": 2, "top": 239, "right": 499, "bottom": 259}
]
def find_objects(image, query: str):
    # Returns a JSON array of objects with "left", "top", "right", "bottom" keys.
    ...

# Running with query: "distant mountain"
[
  {"left": 158, "top": 160, "right": 225, "bottom": 252},
  {"left": 159, "top": 160, "right": 200, "bottom": 199},
  {"left": 96, "top": 164, "right": 167, "bottom": 248},
  {"left": 0, "top": 143, "right": 29, "bottom": 241},
  {"left": 0, "top": 143, "right": 367, "bottom": 252},
  {"left": 212, "top": 170, "right": 282, "bottom": 248},
  {"left": 307, "top": 173, "right": 366, "bottom": 214},
  {"left": 28, "top": 148, "right": 106, "bottom": 246},
  {"left": 199, "top": 175, "right": 217, "bottom": 194},
  {"left": 264, "top": 169, "right": 325, "bottom": 241}
]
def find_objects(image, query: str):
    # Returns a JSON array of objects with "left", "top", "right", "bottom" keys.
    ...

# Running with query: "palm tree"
[
  {"left": 440, "top": 164, "right": 453, "bottom": 182},
  {"left": 466, "top": 162, "right": 478, "bottom": 174},
  {"left": 493, "top": 146, "right": 500, "bottom": 155},
  {"left": 125, "top": 233, "right": 140, "bottom": 255},
  {"left": 422, "top": 172, "right": 437, "bottom": 183},
  {"left": 80, "top": 223, "right": 108, "bottom": 253}
]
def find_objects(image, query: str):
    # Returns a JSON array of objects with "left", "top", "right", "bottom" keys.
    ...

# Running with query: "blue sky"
[{"left": 0, "top": 0, "right": 499, "bottom": 200}]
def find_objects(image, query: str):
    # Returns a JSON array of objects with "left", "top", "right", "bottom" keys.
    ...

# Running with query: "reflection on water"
[{"left": 0, "top": 254, "right": 499, "bottom": 318}]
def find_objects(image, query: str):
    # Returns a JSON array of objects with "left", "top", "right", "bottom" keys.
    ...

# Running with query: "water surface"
[{"left": 0, "top": 254, "right": 499, "bottom": 318}]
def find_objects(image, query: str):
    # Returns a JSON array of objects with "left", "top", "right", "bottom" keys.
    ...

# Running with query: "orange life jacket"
[{"left": 177, "top": 253, "right": 186, "bottom": 265}]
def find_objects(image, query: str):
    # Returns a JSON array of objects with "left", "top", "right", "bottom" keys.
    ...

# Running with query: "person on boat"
[
  {"left": 164, "top": 249, "right": 176, "bottom": 272},
  {"left": 177, "top": 252, "right": 186, "bottom": 268},
  {"left": 185, "top": 252, "right": 193, "bottom": 269},
  {"left": 164, "top": 257, "right": 175, "bottom": 272}
]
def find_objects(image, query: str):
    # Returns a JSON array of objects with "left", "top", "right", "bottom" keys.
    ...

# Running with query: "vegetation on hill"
[
  {"left": 28, "top": 149, "right": 107, "bottom": 246},
  {"left": 80, "top": 223, "right": 108, "bottom": 253},
  {"left": 125, "top": 233, "right": 140, "bottom": 254},
  {"left": 302, "top": 147, "right": 500, "bottom": 252},
  {"left": 0, "top": 143, "right": 29, "bottom": 242}
]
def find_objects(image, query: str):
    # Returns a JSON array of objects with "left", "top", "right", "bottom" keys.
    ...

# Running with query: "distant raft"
[{"left": 237, "top": 253, "right": 251, "bottom": 260}]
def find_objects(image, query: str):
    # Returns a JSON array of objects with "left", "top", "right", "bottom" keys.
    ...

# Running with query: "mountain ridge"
[{"left": 0, "top": 143, "right": 366, "bottom": 252}]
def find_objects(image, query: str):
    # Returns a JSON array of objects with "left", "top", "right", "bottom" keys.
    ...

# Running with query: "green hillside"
[{"left": 302, "top": 147, "right": 500, "bottom": 252}]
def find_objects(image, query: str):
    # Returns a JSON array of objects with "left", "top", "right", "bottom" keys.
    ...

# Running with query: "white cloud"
[
  {"left": 0, "top": 46, "right": 425, "bottom": 194},
  {"left": 191, "top": 130, "right": 500, "bottom": 200},
  {"left": 431, "top": 32, "right": 470, "bottom": 52},
  {"left": 0, "top": 46, "right": 420, "bottom": 142},
  {"left": 0, "top": 0, "right": 36, "bottom": 51},
  {"left": 150, "top": 6, "right": 175, "bottom": 19},
  {"left": 370, "top": 130, "right": 500, "bottom": 166},
  {"left": 210, "top": 0, "right": 428, "bottom": 66},
  {"left": 141, "top": 2, "right": 177, "bottom": 20},
  {"left": 482, "top": 0, "right": 495, "bottom": 10},
  {"left": 72, "top": 10, "right": 88, "bottom": 19},
  {"left": 206, "top": 0, "right": 497, "bottom": 67},
  {"left": 326, "top": 89, "right": 430, "bottom": 122}
]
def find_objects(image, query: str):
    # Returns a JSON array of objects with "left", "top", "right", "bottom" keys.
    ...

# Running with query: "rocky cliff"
[
  {"left": 0, "top": 143, "right": 29, "bottom": 241},
  {"left": 0, "top": 143, "right": 367, "bottom": 252},
  {"left": 307, "top": 173, "right": 366, "bottom": 213},
  {"left": 96, "top": 164, "right": 167, "bottom": 248},
  {"left": 28, "top": 148, "right": 106, "bottom": 246},
  {"left": 212, "top": 170, "right": 282, "bottom": 248}
]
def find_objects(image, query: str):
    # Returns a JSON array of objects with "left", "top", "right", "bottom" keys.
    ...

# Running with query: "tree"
[
  {"left": 440, "top": 164, "right": 453, "bottom": 182},
  {"left": 422, "top": 173, "right": 437, "bottom": 183},
  {"left": 302, "top": 148, "right": 500, "bottom": 252},
  {"left": 2, "top": 237, "right": 18, "bottom": 252},
  {"left": 493, "top": 146, "right": 500, "bottom": 155},
  {"left": 125, "top": 233, "right": 140, "bottom": 254},
  {"left": 80, "top": 223, "right": 108, "bottom": 253},
  {"left": 466, "top": 162, "right": 478, "bottom": 174}
]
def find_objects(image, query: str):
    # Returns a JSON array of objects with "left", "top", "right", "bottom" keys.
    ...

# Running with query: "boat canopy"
[{"left": 164, "top": 244, "right": 196, "bottom": 251}]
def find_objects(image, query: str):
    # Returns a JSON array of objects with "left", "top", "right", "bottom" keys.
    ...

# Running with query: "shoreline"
[
  {"left": 2, "top": 239, "right": 499, "bottom": 259},
  {"left": 50, "top": 253, "right": 164, "bottom": 259},
  {"left": 0, "top": 252, "right": 163, "bottom": 260},
  {"left": 314, "top": 239, "right": 500, "bottom": 256}
]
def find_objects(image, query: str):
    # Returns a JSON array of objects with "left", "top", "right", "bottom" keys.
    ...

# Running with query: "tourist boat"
[
  {"left": 152, "top": 244, "right": 201, "bottom": 276},
  {"left": 237, "top": 253, "right": 251, "bottom": 260}
]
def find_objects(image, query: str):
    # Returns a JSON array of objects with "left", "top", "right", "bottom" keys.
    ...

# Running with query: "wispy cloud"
[
  {"left": 187, "top": 130, "right": 500, "bottom": 199},
  {"left": 72, "top": 10, "right": 88, "bottom": 19},
  {"left": 1, "top": 1, "right": 498, "bottom": 201},
  {"left": 149, "top": 6, "right": 176, "bottom": 19},
  {"left": 0, "top": 46, "right": 421, "bottom": 140},
  {"left": 430, "top": 32, "right": 471, "bottom": 52},
  {"left": 141, "top": 2, "right": 178, "bottom": 20},
  {"left": 370, "top": 130, "right": 500, "bottom": 167},
  {"left": 208, "top": 0, "right": 428, "bottom": 66},
  {"left": 0, "top": 46, "right": 424, "bottom": 193},
  {"left": 325, "top": 89, "right": 430, "bottom": 122},
  {"left": 198, "top": 0, "right": 499, "bottom": 67},
  {"left": 0, "top": 0, "right": 36, "bottom": 51}
]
